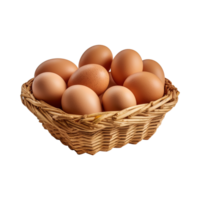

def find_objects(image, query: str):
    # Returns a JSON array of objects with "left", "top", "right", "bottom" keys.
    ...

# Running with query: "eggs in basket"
[{"left": 32, "top": 45, "right": 165, "bottom": 115}]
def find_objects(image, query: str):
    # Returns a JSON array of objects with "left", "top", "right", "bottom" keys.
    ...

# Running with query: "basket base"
[
  {"left": 130, "top": 141, "right": 142, "bottom": 145},
  {"left": 48, "top": 127, "right": 157, "bottom": 156}
]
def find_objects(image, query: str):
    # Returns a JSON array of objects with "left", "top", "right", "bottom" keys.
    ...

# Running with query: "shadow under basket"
[{"left": 21, "top": 78, "right": 179, "bottom": 155}]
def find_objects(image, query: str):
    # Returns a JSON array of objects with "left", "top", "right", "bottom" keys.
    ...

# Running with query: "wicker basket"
[{"left": 21, "top": 78, "right": 179, "bottom": 155}]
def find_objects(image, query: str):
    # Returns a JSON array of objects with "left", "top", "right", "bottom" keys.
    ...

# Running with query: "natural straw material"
[{"left": 21, "top": 78, "right": 179, "bottom": 155}]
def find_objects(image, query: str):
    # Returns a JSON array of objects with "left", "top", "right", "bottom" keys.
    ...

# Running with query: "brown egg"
[
  {"left": 111, "top": 49, "right": 143, "bottom": 85},
  {"left": 98, "top": 72, "right": 117, "bottom": 106},
  {"left": 99, "top": 94, "right": 103, "bottom": 104},
  {"left": 32, "top": 72, "right": 66, "bottom": 108},
  {"left": 108, "top": 72, "right": 117, "bottom": 88},
  {"left": 68, "top": 64, "right": 109, "bottom": 95},
  {"left": 102, "top": 86, "right": 137, "bottom": 111},
  {"left": 61, "top": 85, "right": 102, "bottom": 115},
  {"left": 79, "top": 45, "right": 113, "bottom": 71},
  {"left": 143, "top": 59, "right": 165, "bottom": 85},
  {"left": 123, "top": 72, "right": 164, "bottom": 104},
  {"left": 34, "top": 58, "right": 77, "bottom": 83}
]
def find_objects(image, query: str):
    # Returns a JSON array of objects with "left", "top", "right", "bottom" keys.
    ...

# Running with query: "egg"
[
  {"left": 61, "top": 85, "right": 102, "bottom": 115},
  {"left": 111, "top": 49, "right": 143, "bottom": 85},
  {"left": 143, "top": 59, "right": 165, "bottom": 85},
  {"left": 32, "top": 72, "right": 66, "bottom": 108},
  {"left": 98, "top": 72, "right": 117, "bottom": 105},
  {"left": 123, "top": 72, "right": 164, "bottom": 104},
  {"left": 102, "top": 86, "right": 137, "bottom": 111},
  {"left": 68, "top": 64, "right": 109, "bottom": 95},
  {"left": 79, "top": 45, "right": 113, "bottom": 71},
  {"left": 108, "top": 72, "right": 117, "bottom": 88},
  {"left": 34, "top": 58, "right": 77, "bottom": 84}
]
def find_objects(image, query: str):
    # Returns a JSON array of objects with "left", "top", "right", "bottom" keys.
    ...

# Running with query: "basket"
[{"left": 21, "top": 78, "right": 179, "bottom": 155}]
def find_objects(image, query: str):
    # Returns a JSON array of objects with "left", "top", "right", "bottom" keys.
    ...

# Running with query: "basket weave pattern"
[{"left": 21, "top": 78, "right": 179, "bottom": 155}]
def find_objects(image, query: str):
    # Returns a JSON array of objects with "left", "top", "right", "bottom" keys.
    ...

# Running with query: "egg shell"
[
  {"left": 111, "top": 49, "right": 143, "bottom": 85},
  {"left": 61, "top": 85, "right": 102, "bottom": 115},
  {"left": 34, "top": 58, "right": 77, "bottom": 83},
  {"left": 102, "top": 86, "right": 137, "bottom": 111},
  {"left": 98, "top": 72, "right": 117, "bottom": 105},
  {"left": 32, "top": 72, "right": 67, "bottom": 108},
  {"left": 99, "top": 94, "right": 103, "bottom": 104},
  {"left": 123, "top": 72, "right": 164, "bottom": 104},
  {"left": 68, "top": 64, "right": 109, "bottom": 95},
  {"left": 108, "top": 72, "right": 117, "bottom": 88},
  {"left": 143, "top": 59, "right": 165, "bottom": 85},
  {"left": 79, "top": 45, "right": 113, "bottom": 71}
]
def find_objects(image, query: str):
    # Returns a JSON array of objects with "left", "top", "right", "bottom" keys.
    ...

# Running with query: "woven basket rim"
[{"left": 21, "top": 77, "right": 179, "bottom": 133}]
